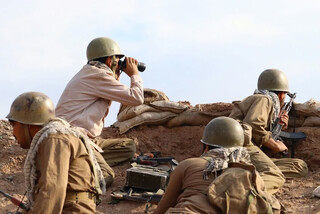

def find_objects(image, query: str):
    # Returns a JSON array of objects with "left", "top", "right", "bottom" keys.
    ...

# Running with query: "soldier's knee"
[
  {"left": 125, "top": 140, "right": 136, "bottom": 154},
  {"left": 299, "top": 160, "right": 309, "bottom": 177},
  {"left": 273, "top": 158, "right": 308, "bottom": 178},
  {"left": 289, "top": 159, "right": 308, "bottom": 178}
]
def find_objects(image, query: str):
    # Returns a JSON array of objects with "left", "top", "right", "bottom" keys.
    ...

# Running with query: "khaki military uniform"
[
  {"left": 154, "top": 157, "right": 221, "bottom": 214},
  {"left": 32, "top": 133, "right": 96, "bottom": 213},
  {"left": 56, "top": 63, "right": 144, "bottom": 167},
  {"left": 94, "top": 138, "right": 136, "bottom": 167},
  {"left": 229, "top": 94, "right": 308, "bottom": 181},
  {"left": 246, "top": 143, "right": 285, "bottom": 194}
]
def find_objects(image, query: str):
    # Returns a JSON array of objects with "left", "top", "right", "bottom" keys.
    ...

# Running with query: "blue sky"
[{"left": 1, "top": 0, "right": 319, "bottom": 126}]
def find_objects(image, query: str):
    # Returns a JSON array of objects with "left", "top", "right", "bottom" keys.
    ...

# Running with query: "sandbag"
[
  {"left": 166, "top": 109, "right": 214, "bottom": 127},
  {"left": 149, "top": 100, "right": 190, "bottom": 114},
  {"left": 113, "top": 111, "right": 177, "bottom": 134},
  {"left": 118, "top": 88, "right": 169, "bottom": 115},
  {"left": 302, "top": 116, "right": 320, "bottom": 127},
  {"left": 294, "top": 99, "right": 320, "bottom": 117},
  {"left": 194, "top": 102, "right": 233, "bottom": 114},
  {"left": 143, "top": 88, "right": 169, "bottom": 104},
  {"left": 166, "top": 108, "right": 231, "bottom": 128},
  {"left": 117, "top": 104, "right": 160, "bottom": 122},
  {"left": 288, "top": 115, "right": 305, "bottom": 128},
  {"left": 117, "top": 101, "right": 189, "bottom": 123}
]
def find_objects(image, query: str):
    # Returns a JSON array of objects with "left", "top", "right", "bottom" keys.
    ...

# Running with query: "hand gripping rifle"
[
  {"left": 271, "top": 92, "right": 296, "bottom": 140},
  {"left": 0, "top": 190, "right": 30, "bottom": 212},
  {"left": 271, "top": 92, "right": 306, "bottom": 157}
]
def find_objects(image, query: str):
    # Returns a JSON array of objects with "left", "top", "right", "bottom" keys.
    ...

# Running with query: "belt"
[{"left": 65, "top": 191, "right": 97, "bottom": 203}]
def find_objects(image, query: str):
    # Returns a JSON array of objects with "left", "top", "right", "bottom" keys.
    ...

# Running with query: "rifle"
[
  {"left": 279, "top": 131, "right": 306, "bottom": 158},
  {"left": 131, "top": 152, "right": 178, "bottom": 167},
  {"left": 271, "top": 92, "right": 306, "bottom": 157},
  {"left": 110, "top": 189, "right": 163, "bottom": 204},
  {"left": 271, "top": 92, "right": 296, "bottom": 140},
  {"left": 110, "top": 189, "right": 163, "bottom": 213},
  {"left": 0, "top": 190, "right": 29, "bottom": 212}
]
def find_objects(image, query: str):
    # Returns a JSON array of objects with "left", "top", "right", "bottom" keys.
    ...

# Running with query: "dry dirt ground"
[{"left": 1, "top": 111, "right": 320, "bottom": 213}]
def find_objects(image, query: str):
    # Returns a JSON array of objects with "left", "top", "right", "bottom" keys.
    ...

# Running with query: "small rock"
[
  {"left": 304, "top": 182, "right": 314, "bottom": 188},
  {"left": 312, "top": 186, "right": 320, "bottom": 198},
  {"left": 6, "top": 175, "right": 14, "bottom": 182}
]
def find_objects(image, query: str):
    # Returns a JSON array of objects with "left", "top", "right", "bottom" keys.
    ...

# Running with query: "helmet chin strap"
[{"left": 22, "top": 124, "right": 32, "bottom": 145}]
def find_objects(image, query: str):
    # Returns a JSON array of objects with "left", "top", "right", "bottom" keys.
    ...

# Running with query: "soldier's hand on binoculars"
[{"left": 124, "top": 57, "right": 139, "bottom": 77}]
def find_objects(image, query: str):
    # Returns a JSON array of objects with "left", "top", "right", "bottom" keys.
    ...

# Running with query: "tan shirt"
[
  {"left": 56, "top": 64, "right": 144, "bottom": 137},
  {"left": 32, "top": 133, "right": 96, "bottom": 214},
  {"left": 229, "top": 94, "right": 274, "bottom": 147},
  {"left": 154, "top": 158, "right": 220, "bottom": 214}
]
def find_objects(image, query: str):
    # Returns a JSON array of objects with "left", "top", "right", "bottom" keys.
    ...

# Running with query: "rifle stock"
[{"left": 0, "top": 190, "right": 29, "bottom": 211}]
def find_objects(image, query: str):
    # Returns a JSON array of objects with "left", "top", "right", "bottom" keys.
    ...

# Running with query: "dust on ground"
[{"left": 1, "top": 111, "right": 320, "bottom": 213}]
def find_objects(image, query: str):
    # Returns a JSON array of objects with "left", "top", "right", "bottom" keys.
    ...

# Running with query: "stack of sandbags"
[
  {"left": 112, "top": 88, "right": 235, "bottom": 134},
  {"left": 290, "top": 99, "right": 320, "bottom": 128},
  {"left": 112, "top": 88, "right": 190, "bottom": 134},
  {"left": 166, "top": 103, "right": 233, "bottom": 127}
]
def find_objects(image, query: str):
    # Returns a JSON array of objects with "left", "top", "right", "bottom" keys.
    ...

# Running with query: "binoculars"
[{"left": 118, "top": 59, "right": 146, "bottom": 72}]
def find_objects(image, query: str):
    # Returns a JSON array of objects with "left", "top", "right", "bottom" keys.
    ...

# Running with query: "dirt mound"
[
  {"left": 1, "top": 101, "right": 320, "bottom": 213},
  {"left": 0, "top": 120, "right": 26, "bottom": 213}
]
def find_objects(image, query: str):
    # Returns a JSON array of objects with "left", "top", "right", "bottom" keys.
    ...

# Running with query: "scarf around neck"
[
  {"left": 24, "top": 117, "right": 106, "bottom": 207},
  {"left": 88, "top": 60, "right": 116, "bottom": 78},
  {"left": 253, "top": 89, "right": 280, "bottom": 124},
  {"left": 201, "top": 146, "right": 251, "bottom": 180}
]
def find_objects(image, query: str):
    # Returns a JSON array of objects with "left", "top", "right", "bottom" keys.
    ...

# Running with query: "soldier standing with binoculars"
[{"left": 56, "top": 37, "right": 144, "bottom": 184}]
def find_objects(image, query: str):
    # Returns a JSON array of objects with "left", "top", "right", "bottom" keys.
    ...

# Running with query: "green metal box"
[{"left": 125, "top": 165, "right": 170, "bottom": 192}]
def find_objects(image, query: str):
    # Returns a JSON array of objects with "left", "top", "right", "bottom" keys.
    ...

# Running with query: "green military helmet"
[
  {"left": 201, "top": 116, "right": 244, "bottom": 148},
  {"left": 6, "top": 92, "right": 55, "bottom": 125},
  {"left": 86, "top": 37, "right": 124, "bottom": 61},
  {"left": 257, "top": 69, "right": 289, "bottom": 92}
]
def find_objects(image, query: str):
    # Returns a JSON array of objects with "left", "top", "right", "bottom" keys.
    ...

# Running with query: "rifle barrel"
[{"left": 0, "top": 190, "right": 11, "bottom": 198}]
